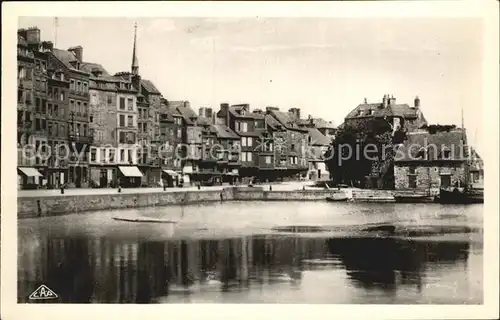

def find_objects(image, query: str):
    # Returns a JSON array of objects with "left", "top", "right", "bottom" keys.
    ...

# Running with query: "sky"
[{"left": 19, "top": 17, "right": 484, "bottom": 153}]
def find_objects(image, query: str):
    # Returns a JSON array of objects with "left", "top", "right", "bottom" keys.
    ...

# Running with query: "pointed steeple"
[{"left": 131, "top": 22, "right": 139, "bottom": 75}]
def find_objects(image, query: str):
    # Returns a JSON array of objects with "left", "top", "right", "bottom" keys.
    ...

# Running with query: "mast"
[
  {"left": 461, "top": 107, "right": 470, "bottom": 188},
  {"left": 54, "top": 17, "right": 59, "bottom": 47}
]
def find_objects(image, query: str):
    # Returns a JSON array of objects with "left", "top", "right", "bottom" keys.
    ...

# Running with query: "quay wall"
[{"left": 17, "top": 188, "right": 347, "bottom": 219}]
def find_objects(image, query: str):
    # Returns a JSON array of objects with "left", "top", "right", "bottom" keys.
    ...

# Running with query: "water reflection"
[{"left": 18, "top": 235, "right": 479, "bottom": 304}]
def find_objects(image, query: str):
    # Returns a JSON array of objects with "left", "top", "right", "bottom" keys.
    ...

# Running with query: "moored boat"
[{"left": 436, "top": 187, "right": 483, "bottom": 204}]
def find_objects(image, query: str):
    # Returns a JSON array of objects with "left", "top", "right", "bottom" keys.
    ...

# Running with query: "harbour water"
[{"left": 18, "top": 201, "right": 483, "bottom": 304}]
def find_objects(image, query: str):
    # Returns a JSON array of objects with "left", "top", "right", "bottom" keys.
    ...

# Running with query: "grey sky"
[{"left": 19, "top": 17, "right": 484, "bottom": 153}]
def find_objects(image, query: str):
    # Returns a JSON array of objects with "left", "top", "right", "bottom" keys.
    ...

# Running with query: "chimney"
[
  {"left": 266, "top": 106, "right": 279, "bottom": 113},
  {"left": 68, "top": 46, "right": 83, "bottom": 62},
  {"left": 206, "top": 108, "right": 213, "bottom": 119},
  {"left": 288, "top": 108, "right": 301, "bottom": 120},
  {"left": 382, "top": 94, "right": 389, "bottom": 108},
  {"left": 199, "top": 107, "right": 206, "bottom": 117},
  {"left": 414, "top": 95, "right": 420, "bottom": 108},
  {"left": 364, "top": 97, "right": 368, "bottom": 104},
  {"left": 219, "top": 103, "right": 229, "bottom": 126},
  {"left": 25, "top": 27, "right": 41, "bottom": 44},
  {"left": 389, "top": 95, "right": 396, "bottom": 105},
  {"left": 253, "top": 109, "right": 263, "bottom": 114},
  {"left": 41, "top": 41, "right": 54, "bottom": 52}
]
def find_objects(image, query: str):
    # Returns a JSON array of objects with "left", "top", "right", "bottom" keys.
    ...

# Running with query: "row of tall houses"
[{"left": 16, "top": 25, "right": 337, "bottom": 189}]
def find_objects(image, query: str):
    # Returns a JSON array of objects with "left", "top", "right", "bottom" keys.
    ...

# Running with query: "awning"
[
  {"left": 162, "top": 169, "right": 178, "bottom": 177},
  {"left": 18, "top": 167, "right": 42, "bottom": 177},
  {"left": 118, "top": 166, "right": 143, "bottom": 177}
]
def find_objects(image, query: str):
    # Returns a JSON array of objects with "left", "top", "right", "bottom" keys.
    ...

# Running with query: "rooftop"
[{"left": 395, "top": 129, "right": 467, "bottom": 162}]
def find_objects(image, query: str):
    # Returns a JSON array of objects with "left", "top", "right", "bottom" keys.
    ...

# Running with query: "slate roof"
[
  {"left": 229, "top": 106, "right": 265, "bottom": 119},
  {"left": 346, "top": 102, "right": 418, "bottom": 120},
  {"left": 265, "top": 114, "right": 285, "bottom": 131},
  {"left": 395, "top": 129, "right": 467, "bottom": 162},
  {"left": 269, "top": 110, "right": 307, "bottom": 132},
  {"left": 51, "top": 48, "right": 86, "bottom": 73},
  {"left": 141, "top": 79, "right": 162, "bottom": 95},
  {"left": 212, "top": 124, "right": 239, "bottom": 139},
  {"left": 307, "top": 128, "right": 331, "bottom": 146},
  {"left": 80, "top": 62, "right": 110, "bottom": 76},
  {"left": 174, "top": 101, "right": 197, "bottom": 125},
  {"left": 311, "top": 118, "right": 336, "bottom": 129}
]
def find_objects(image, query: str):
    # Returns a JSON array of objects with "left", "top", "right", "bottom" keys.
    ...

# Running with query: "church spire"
[{"left": 131, "top": 22, "right": 139, "bottom": 75}]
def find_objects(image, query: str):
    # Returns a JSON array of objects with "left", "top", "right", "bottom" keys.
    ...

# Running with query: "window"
[
  {"left": 77, "top": 81, "right": 81, "bottom": 92},
  {"left": 70, "top": 100, "right": 75, "bottom": 113},
  {"left": 18, "top": 66, "right": 26, "bottom": 79},
  {"left": 127, "top": 115, "right": 133, "bottom": 127},
  {"left": 265, "top": 155, "right": 272, "bottom": 164},
  {"left": 90, "top": 115, "right": 94, "bottom": 123},
  {"left": 76, "top": 101, "right": 81, "bottom": 116},
  {"left": 77, "top": 123, "right": 81, "bottom": 137},
  {"left": 119, "top": 132, "right": 126, "bottom": 143},
  {"left": 107, "top": 94, "right": 113, "bottom": 105},
  {"left": 70, "top": 79, "right": 75, "bottom": 90},
  {"left": 90, "top": 148, "right": 97, "bottom": 162},
  {"left": 60, "top": 124, "right": 65, "bottom": 136},
  {"left": 60, "top": 91, "right": 65, "bottom": 101},
  {"left": 119, "top": 115, "right": 125, "bottom": 127},
  {"left": 241, "top": 137, "right": 247, "bottom": 147},
  {"left": 83, "top": 82, "right": 88, "bottom": 93},
  {"left": 54, "top": 123, "right": 58, "bottom": 136},
  {"left": 48, "top": 104, "right": 53, "bottom": 116},
  {"left": 409, "top": 166, "right": 416, "bottom": 175},
  {"left": 119, "top": 97, "right": 126, "bottom": 110},
  {"left": 83, "top": 124, "right": 87, "bottom": 137},
  {"left": 247, "top": 137, "right": 253, "bottom": 147},
  {"left": 83, "top": 103, "right": 88, "bottom": 117},
  {"left": 441, "top": 148, "right": 452, "bottom": 159},
  {"left": 109, "top": 149, "right": 115, "bottom": 163},
  {"left": 18, "top": 90, "right": 24, "bottom": 103},
  {"left": 25, "top": 92, "right": 32, "bottom": 105},
  {"left": 54, "top": 105, "right": 59, "bottom": 116},
  {"left": 127, "top": 98, "right": 133, "bottom": 110},
  {"left": 177, "top": 128, "right": 182, "bottom": 138},
  {"left": 241, "top": 152, "right": 247, "bottom": 162},
  {"left": 247, "top": 152, "right": 253, "bottom": 162},
  {"left": 41, "top": 119, "right": 46, "bottom": 130},
  {"left": 242, "top": 122, "right": 248, "bottom": 132},
  {"left": 128, "top": 150, "right": 133, "bottom": 163},
  {"left": 35, "top": 118, "right": 41, "bottom": 130},
  {"left": 48, "top": 122, "right": 53, "bottom": 136},
  {"left": 35, "top": 97, "right": 40, "bottom": 108}
]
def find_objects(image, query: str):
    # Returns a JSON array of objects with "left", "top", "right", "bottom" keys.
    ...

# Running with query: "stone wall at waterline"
[{"left": 17, "top": 188, "right": 347, "bottom": 219}]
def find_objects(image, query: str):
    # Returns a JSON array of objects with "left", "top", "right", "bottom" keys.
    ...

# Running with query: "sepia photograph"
[{"left": 2, "top": 1, "right": 499, "bottom": 320}]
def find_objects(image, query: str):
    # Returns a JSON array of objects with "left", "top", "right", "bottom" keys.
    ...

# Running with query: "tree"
[{"left": 324, "top": 118, "right": 396, "bottom": 187}]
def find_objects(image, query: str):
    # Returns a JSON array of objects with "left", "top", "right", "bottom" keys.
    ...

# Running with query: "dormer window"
[{"left": 368, "top": 110, "right": 374, "bottom": 115}]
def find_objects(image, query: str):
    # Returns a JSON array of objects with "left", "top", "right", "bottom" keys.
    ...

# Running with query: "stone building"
[
  {"left": 344, "top": 95, "right": 428, "bottom": 133},
  {"left": 216, "top": 103, "right": 266, "bottom": 180},
  {"left": 17, "top": 28, "right": 51, "bottom": 189},
  {"left": 49, "top": 45, "right": 92, "bottom": 187},
  {"left": 266, "top": 107, "right": 309, "bottom": 178},
  {"left": 394, "top": 129, "right": 468, "bottom": 195}
]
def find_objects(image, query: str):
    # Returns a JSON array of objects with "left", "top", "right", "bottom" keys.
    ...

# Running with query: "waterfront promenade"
[{"left": 18, "top": 181, "right": 312, "bottom": 198}]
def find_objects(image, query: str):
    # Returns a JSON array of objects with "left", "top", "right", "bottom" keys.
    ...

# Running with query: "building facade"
[{"left": 394, "top": 129, "right": 468, "bottom": 195}]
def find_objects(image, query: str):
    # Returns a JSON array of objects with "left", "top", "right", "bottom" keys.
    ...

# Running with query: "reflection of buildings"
[
  {"left": 18, "top": 235, "right": 472, "bottom": 303},
  {"left": 328, "top": 238, "right": 470, "bottom": 291}
]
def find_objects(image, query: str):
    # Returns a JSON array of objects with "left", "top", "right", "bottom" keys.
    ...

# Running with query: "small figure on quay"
[
  {"left": 198, "top": 183, "right": 201, "bottom": 190},
  {"left": 60, "top": 184, "right": 65, "bottom": 194},
  {"left": 269, "top": 185, "right": 272, "bottom": 191},
  {"left": 220, "top": 192, "right": 224, "bottom": 201}
]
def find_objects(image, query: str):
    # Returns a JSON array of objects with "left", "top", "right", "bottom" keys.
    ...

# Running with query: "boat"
[
  {"left": 112, "top": 216, "right": 178, "bottom": 223},
  {"left": 436, "top": 187, "right": 483, "bottom": 204},
  {"left": 326, "top": 195, "right": 349, "bottom": 202}
]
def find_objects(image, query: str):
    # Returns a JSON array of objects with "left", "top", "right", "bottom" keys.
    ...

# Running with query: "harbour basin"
[{"left": 18, "top": 201, "right": 483, "bottom": 304}]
